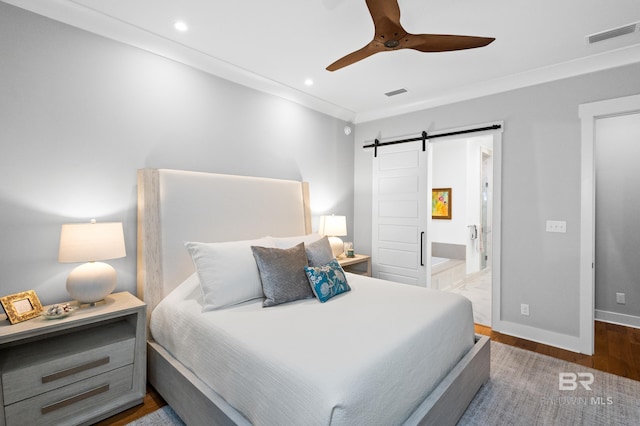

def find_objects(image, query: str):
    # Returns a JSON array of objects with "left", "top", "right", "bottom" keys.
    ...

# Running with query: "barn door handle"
[{"left": 420, "top": 231, "right": 425, "bottom": 266}]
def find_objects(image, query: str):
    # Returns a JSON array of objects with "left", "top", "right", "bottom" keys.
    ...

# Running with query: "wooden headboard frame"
[{"left": 137, "top": 169, "right": 312, "bottom": 321}]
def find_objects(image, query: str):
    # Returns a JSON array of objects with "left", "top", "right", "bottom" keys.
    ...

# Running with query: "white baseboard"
[
  {"left": 595, "top": 309, "right": 640, "bottom": 329},
  {"left": 492, "top": 311, "right": 640, "bottom": 355},
  {"left": 492, "top": 319, "right": 583, "bottom": 354}
]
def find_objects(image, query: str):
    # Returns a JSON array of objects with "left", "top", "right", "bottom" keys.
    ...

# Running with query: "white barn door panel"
[{"left": 372, "top": 141, "right": 429, "bottom": 286}]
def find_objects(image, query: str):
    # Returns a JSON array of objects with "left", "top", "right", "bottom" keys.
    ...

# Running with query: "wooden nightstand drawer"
[
  {"left": 1, "top": 320, "right": 135, "bottom": 405},
  {"left": 4, "top": 364, "right": 134, "bottom": 426},
  {"left": 0, "top": 292, "right": 146, "bottom": 426}
]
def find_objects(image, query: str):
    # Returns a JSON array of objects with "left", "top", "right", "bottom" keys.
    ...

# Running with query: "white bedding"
[{"left": 150, "top": 273, "right": 475, "bottom": 426}]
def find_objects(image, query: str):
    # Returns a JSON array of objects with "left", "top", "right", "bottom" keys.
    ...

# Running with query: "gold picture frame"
[
  {"left": 432, "top": 188, "right": 452, "bottom": 220},
  {"left": 1, "top": 290, "right": 44, "bottom": 324}
]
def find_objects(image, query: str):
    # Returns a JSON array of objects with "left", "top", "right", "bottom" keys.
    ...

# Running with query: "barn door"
[{"left": 372, "top": 140, "right": 429, "bottom": 286}]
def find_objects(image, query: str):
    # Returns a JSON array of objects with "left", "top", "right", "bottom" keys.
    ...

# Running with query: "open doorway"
[
  {"left": 428, "top": 134, "right": 493, "bottom": 326},
  {"left": 579, "top": 94, "right": 640, "bottom": 354}
]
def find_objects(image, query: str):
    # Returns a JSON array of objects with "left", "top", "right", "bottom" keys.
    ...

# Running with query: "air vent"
[
  {"left": 587, "top": 22, "right": 638, "bottom": 44},
  {"left": 385, "top": 88, "right": 408, "bottom": 97}
]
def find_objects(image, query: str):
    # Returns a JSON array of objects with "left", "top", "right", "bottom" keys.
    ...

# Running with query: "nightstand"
[
  {"left": 0, "top": 292, "right": 146, "bottom": 426},
  {"left": 338, "top": 254, "right": 371, "bottom": 277}
]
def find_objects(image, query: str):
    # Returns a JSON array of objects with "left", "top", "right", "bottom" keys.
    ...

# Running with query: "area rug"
[
  {"left": 128, "top": 341, "right": 640, "bottom": 425},
  {"left": 126, "top": 405, "right": 185, "bottom": 426},
  {"left": 458, "top": 342, "right": 640, "bottom": 425}
]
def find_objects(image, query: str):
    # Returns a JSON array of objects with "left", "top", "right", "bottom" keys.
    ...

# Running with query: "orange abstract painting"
[{"left": 432, "top": 188, "right": 452, "bottom": 219}]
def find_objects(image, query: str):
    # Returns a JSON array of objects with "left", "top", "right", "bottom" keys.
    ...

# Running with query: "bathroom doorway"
[{"left": 429, "top": 134, "right": 494, "bottom": 326}]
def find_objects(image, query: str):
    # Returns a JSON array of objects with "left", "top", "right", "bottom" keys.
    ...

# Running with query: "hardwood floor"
[
  {"left": 93, "top": 387, "right": 167, "bottom": 426},
  {"left": 96, "top": 320, "right": 640, "bottom": 425},
  {"left": 475, "top": 320, "right": 640, "bottom": 381}
]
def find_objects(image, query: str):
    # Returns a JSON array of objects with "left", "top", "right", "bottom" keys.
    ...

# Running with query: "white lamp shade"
[
  {"left": 319, "top": 215, "right": 347, "bottom": 257},
  {"left": 58, "top": 221, "right": 126, "bottom": 263},
  {"left": 318, "top": 215, "right": 347, "bottom": 237}
]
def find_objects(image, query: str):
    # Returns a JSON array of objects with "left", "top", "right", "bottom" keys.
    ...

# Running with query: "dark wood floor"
[
  {"left": 96, "top": 321, "right": 640, "bottom": 425},
  {"left": 94, "top": 387, "right": 167, "bottom": 426},
  {"left": 475, "top": 321, "right": 640, "bottom": 381}
]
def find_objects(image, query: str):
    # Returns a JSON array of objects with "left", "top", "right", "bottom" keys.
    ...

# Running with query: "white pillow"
[
  {"left": 272, "top": 233, "right": 322, "bottom": 249},
  {"left": 184, "top": 237, "right": 275, "bottom": 311}
]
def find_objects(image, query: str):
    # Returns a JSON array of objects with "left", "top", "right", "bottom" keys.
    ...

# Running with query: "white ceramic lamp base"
[
  {"left": 328, "top": 236, "right": 344, "bottom": 258},
  {"left": 66, "top": 261, "right": 117, "bottom": 304}
]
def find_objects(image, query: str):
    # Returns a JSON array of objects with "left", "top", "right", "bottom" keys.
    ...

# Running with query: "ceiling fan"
[{"left": 326, "top": 0, "right": 495, "bottom": 71}]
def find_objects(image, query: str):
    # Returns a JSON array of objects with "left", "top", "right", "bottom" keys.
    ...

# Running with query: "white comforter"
[{"left": 151, "top": 273, "right": 475, "bottom": 426}]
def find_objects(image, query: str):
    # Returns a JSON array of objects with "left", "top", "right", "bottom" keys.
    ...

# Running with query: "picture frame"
[
  {"left": 1, "top": 290, "right": 44, "bottom": 324},
  {"left": 432, "top": 188, "right": 452, "bottom": 220}
]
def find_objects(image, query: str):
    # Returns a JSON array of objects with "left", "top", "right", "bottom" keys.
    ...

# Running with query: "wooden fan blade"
[
  {"left": 326, "top": 41, "right": 384, "bottom": 71},
  {"left": 404, "top": 34, "right": 495, "bottom": 52},
  {"left": 365, "top": 0, "right": 401, "bottom": 27},
  {"left": 325, "top": 0, "right": 494, "bottom": 71}
]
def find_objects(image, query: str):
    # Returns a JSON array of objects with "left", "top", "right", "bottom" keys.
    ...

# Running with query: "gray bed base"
[{"left": 148, "top": 335, "right": 490, "bottom": 426}]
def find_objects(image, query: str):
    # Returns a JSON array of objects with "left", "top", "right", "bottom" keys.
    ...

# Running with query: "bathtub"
[{"left": 431, "top": 257, "right": 465, "bottom": 290}]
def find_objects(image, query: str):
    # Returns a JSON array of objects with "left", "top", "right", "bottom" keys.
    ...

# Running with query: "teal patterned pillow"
[{"left": 304, "top": 259, "right": 351, "bottom": 303}]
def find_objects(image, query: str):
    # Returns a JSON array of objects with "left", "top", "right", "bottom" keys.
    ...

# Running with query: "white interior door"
[
  {"left": 595, "top": 112, "right": 640, "bottom": 323},
  {"left": 579, "top": 93, "right": 640, "bottom": 354},
  {"left": 372, "top": 141, "right": 429, "bottom": 286}
]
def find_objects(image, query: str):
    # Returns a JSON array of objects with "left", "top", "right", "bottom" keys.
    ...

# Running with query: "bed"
[{"left": 137, "top": 168, "right": 490, "bottom": 426}]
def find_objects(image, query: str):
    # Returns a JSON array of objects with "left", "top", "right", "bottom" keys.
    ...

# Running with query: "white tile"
[{"left": 450, "top": 268, "right": 491, "bottom": 326}]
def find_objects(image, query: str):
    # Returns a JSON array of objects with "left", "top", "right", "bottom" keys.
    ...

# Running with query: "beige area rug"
[{"left": 128, "top": 341, "right": 640, "bottom": 425}]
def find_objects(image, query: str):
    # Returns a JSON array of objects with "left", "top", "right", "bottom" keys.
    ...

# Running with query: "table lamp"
[
  {"left": 58, "top": 219, "right": 126, "bottom": 305},
  {"left": 319, "top": 214, "right": 347, "bottom": 257}
]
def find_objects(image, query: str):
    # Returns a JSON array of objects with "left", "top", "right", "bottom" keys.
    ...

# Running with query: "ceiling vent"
[
  {"left": 385, "top": 88, "right": 408, "bottom": 97},
  {"left": 587, "top": 22, "right": 638, "bottom": 44}
]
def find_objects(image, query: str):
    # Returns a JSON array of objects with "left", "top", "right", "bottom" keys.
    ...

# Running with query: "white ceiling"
[{"left": 6, "top": 0, "right": 640, "bottom": 123}]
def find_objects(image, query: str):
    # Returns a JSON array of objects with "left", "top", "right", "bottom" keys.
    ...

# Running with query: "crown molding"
[
  {"left": 355, "top": 44, "right": 640, "bottom": 123},
  {"left": 5, "top": 0, "right": 638, "bottom": 125}
]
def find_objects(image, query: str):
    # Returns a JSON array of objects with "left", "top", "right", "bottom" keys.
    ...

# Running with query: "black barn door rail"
[{"left": 363, "top": 124, "right": 502, "bottom": 157}]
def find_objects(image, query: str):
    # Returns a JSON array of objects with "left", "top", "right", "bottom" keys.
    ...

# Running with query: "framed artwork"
[
  {"left": 1, "top": 290, "right": 44, "bottom": 324},
  {"left": 432, "top": 188, "right": 452, "bottom": 220}
]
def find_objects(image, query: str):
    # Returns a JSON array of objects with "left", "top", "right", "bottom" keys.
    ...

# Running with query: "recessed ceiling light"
[
  {"left": 304, "top": 78, "right": 314, "bottom": 86},
  {"left": 174, "top": 21, "right": 188, "bottom": 32}
]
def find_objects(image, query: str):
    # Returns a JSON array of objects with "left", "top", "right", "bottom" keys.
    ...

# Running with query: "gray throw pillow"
[
  {"left": 305, "top": 236, "right": 335, "bottom": 267},
  {"left": 251, "top": 243, "right": 314, "bottom": 307}
]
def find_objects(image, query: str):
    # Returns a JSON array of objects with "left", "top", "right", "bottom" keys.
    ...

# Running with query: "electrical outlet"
[
  {"left": 546, "top": 220, "right": 567, "bottom": 233},
  {"left": 520, "top": 303, "right": 530, "bottom": 316},
  {"left": 616, "top": 293, "right": 626, "bottom": 304}
]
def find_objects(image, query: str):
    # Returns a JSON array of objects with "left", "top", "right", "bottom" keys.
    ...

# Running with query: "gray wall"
[
  {"left": 354, "top": 63, "right": 640, "bottom": 338},
  {"left": 0, "top": 3, "right": 354, "bottom": 305}
]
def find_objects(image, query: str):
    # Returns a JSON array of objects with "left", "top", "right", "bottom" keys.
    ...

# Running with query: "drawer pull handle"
[
  {"left": 41, "top": 357, "right": 110, "bottom": 383},
  {"left": 41, "top": 383, "right": 109, "bottom": 414}
]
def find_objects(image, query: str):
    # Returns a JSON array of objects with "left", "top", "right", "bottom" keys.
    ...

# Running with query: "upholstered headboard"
[{"left": 137, "top": 169, "right": 312, "bottom": 317}]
